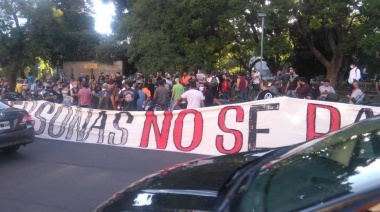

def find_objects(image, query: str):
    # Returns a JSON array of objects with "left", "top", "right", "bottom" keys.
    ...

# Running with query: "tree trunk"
[
  {"left": 307, "top": 30, "right": 343, "bottom": 88},
  {"left": 325, "top": 67, "right": 339, "bottom": 88}
]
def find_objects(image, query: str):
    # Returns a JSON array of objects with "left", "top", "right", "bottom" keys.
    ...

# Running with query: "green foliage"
[{"left": 36, "top": 57, "right": 53, "bottom": 80}]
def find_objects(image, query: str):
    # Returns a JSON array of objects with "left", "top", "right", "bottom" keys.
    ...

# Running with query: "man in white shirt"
[
  {"left": 318, "top": 79, "right": 336, "bottom": 100},
  {"left": 347, "top": 62, "right": 361, "bottom": 89},
  {"left": 176, "top": 81, "right": 205, "bottom": 109}
]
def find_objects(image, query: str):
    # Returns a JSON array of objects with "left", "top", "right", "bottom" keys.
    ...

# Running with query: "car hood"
[{"left": 95, "top": 149, "right": 274, "bottom": 212}]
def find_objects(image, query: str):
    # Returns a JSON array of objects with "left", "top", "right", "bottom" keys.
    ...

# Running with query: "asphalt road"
[{"left": 0, "top": 138, "right": 208, "bottom": 212}]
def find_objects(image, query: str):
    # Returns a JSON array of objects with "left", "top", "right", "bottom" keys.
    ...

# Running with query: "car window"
[
  {"left": 0, "top": 101, "right": 10, "bottom": 109},
  {"left": 234, "top": 118, "right": 380, "bottom": 212}
]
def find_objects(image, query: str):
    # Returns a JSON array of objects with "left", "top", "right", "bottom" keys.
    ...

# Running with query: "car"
[
  {"left": 95, "top": 115, "right": 380, "bottom": 212},
  {"left": 0, "top": 100, "right": 34, "bottom": 153}
]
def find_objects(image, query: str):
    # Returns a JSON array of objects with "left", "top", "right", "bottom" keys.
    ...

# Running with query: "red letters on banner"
[
  {"left": 140, "top": 108, "right": 245, "bottom": 153},
  {"left": 140, "top": 111, "right": 173, "bottom": 149},
  {"left": 173, "top": 110, "right": 203, "bottom": 151},
  {"left": 306, "top": 103, "right": 341, "bottom": 140},
  {"left": 216, "top": 106, "right": 244, "bottom": 154}
]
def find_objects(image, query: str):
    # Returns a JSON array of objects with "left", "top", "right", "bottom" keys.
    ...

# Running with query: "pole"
[{"left": 260, "top": 17, "right": 264, "bottom": 73}]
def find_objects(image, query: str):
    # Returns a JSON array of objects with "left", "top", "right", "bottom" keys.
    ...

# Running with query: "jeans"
[
  {"left": 239, "top": 90, "right": 247, "bottom": 102},
  {"left": 222, "top": 92, "right": 228, "bottom": 100}
]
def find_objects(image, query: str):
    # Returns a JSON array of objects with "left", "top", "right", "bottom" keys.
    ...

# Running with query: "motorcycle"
[
  {"left": 3, "top": 92, "right": 23, "bottom": 101},
  {"left": 310, "top": 75, "right": 325, "bottom": 85},
  {"left": 142, "top": 101, "right": 163, "bottom": 111}
]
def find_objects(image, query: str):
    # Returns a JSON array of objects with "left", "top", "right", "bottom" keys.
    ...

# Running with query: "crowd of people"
[{"left": 0, "top": 62, "right": 370, "bottom": 111}]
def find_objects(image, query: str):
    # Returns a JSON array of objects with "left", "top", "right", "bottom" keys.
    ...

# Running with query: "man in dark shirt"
[
  {"left": 281, "top": 68, "right": 291, "bottom": 95},
  {"left": 115, "top": 72, "right": 123, "bottom": 89},
  {"left": 375, "top": 74, "right": 380, "bottom": 101},
  {"left": 119, "top": 80, "right": 139, "bottom": 111},
  {"left": 53, "top": 83, "right": 63, "bottom": 103},
  {"left": 147, "top": 79, "right": 155, "bottom": 98},
  {"left": 199, "top": 83, "right": 222, "bottom": 107},
  {"left": 98, "top": 84, "right": 116, "bottom": 110},
  {"left": 98, "top": 72, "right": 106, "bottom": 87},
  {"left": 43, "top": 82, "right": 58, "bottom": 102},
  {"left": 285, "top": 67, "right": 299, "bottom": 98},
  {"left": 153, "top": 80, "right": 170, "bottom": 110},
  {"left": 256, "top": 81, "right": 275, "bottom": 100}
]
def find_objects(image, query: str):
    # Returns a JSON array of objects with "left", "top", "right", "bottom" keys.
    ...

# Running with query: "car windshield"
[
  {"left": 233, "top": 117, "right": 380, "bottom": 212},
  {"left": 0, "top": 101, "right": 10, "bottom": 109}
]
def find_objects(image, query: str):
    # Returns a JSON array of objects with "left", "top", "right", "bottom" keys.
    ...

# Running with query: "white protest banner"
[{"left": 9, "top": 97, "right": 380, "bottom": 156}]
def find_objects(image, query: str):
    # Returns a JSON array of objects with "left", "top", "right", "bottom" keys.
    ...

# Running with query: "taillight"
[{"left": 19, "top": 113, "right": 32, "bottom": 125}]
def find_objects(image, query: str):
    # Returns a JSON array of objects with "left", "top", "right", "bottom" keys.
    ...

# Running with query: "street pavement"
[{"left": 0, "top": 138, "right": 208, "bottom": 212}]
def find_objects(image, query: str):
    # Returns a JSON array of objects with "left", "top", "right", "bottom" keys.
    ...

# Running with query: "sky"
[{"left": 93, "top": 0, "right": 115, "bottom": 34}]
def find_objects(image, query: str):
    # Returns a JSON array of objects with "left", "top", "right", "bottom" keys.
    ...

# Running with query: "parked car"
[
  {"left": 96, "top": 116, "right": 380, "bottom": 212},
  {"left": 0, "top": 101, "right": 34, "bottom": 153}
]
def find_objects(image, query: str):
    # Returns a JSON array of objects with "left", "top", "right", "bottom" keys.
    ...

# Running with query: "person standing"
[
  {"left": 172, "top": 78, "right": 184, "bottom": 100},
  {"left": 27, "top": 72, "right": 34, "bottom": 86},
  {"left": 164, "top": 74, "right": 173, "bottom": 91},
  {"left": 221, "top": 74, "right": 229, "bottom": 100},
  {"left": 285, "top": 68, "right": 300, "bottom": 98},
  {"left": 54, "top": 83, "right": 64, "bottom": 103},
  {"left": 375, "top": 73, "right": 380, "bottom": 101},
  {"left": 78, "top": 82, "right": 93, "bottom": 108},
  {"left": 136, "top": 84, "right": 146, "bottom": 111},
  {"left": 208, "top": 72, "right": 220, "bottom": 98},
  {"left": 115, "top": 72, "right": 123, "bottom": 89},
  {"left": 251, "top": 68, "right": 261, "bottom": 99},
  {"left": 181, "top": 71, "right": 191, "bottom": 89},
  {"left": 281, "top": 68, "right": 291, "bottom": 95},
  {"left": 199, "top": 83, "right": 222, "bottom": 107},
  {"left": 142, "top": 83, "right": 151, "bottom": 102},
  {"left": 236, "top": 72, "right": 248, "bottom": 102},
  {"left": 273, "top": 70, "right": 282, "bottom": 95},
  {"left": 60, "top": 72, "right": 68, "bottom": 83},
  {"left": 217, "top": 69, "right": 224, "bottom": 93},
  {"left": 347, "top": 62, "right": 361, "bottom": 90},
  {"left": 153, "top": 80, "right": 170, "bottom": 110},
  {"left": 90, "top": 79, "right": 100, "bottom": 94},
  {"left": 176, "top": 81, "right": 205, "bottom": 109},
  {"left": 98, "top": 72, "right": 106, "bottom": 87},
  {"left": 107, "top": 74, "right": 116, "bottom": 85},
  {"left": 256, "top": 81, "right": 275, "bottom": 100},
  {"left": 119, "top": 80, "right": 140, "bottom": 111},
  {"left": 68, "top": 81, "right": 79, "bottom": 105},
  {"left": 98, "top": 84, "right": 117, "bottom": 110},
  {"left": 147, "top": 79, "right": 155, "bottom": 99},
  {"left": 78, "top": 72, "right": 87, "bottom": 84}
]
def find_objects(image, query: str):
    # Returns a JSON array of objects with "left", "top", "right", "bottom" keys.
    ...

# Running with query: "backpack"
[{"left": 210, "top": 76, "right": 218, "bottom": 88}]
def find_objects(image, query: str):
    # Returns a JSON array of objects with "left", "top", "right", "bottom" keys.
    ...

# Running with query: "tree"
[
  {"left": 0, "top": 0, "right": 101, "bottom": 87},
  {"left": 27, "top": 0, "right": 100, "bottom": 67},
  {"left": 110, "top": 0, "right": 295, "bottom": 74},
  {"left": 0, "top": 0, "right": 36, "bottom": 87},
  {"left": 285, "top": 0, "right": 364, "bottom": 86},
  {"left": 356, "top": 0, "right": 380, "bottom": 76}
]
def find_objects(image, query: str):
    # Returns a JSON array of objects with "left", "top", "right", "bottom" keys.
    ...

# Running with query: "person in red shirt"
[
  {"left": 236, "top": 73, "right": 248, "bottom": 102},
  {"left": 78, "top": 82, "right": 93, "bottom": 108},
  {"left": 221, "top": 74, "right": 229, "bottom": 100}
]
